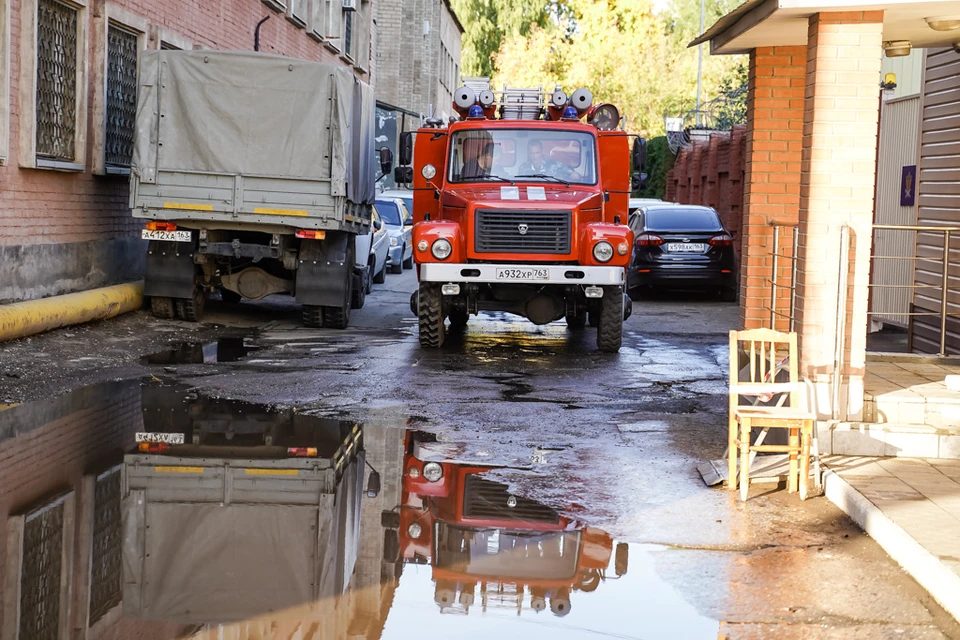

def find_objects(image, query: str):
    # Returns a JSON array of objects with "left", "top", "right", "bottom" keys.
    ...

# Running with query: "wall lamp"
[
  {"left": 883, "top": 40, "right": 912, "bottom": 57},
  {"left": 925, "top": 16, "right": 960, "bottom": 31}
]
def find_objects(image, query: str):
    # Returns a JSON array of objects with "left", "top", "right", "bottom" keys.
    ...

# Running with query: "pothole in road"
[{"left": 142, "top": 337, "right": 260, "bottom": 365}]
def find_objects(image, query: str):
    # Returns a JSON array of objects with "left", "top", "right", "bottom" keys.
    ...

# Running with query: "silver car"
[{"left": 375, "top": 197, "right": 414, "bottom": 274}]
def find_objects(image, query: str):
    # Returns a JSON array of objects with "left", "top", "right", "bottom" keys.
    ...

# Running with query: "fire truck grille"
[
  {"left": 462, "top": 475, "right": 560, "bottom": 524},
  {"left": 474, "top": 209, "right": 572, "bottom": 254}
]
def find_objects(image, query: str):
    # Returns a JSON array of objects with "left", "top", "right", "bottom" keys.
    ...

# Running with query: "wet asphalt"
[{"left": 0, "top": 269, "right": 958, "bottom": 639}]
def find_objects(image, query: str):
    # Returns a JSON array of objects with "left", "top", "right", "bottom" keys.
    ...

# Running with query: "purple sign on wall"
[{"left": 901, "top": 165, "right": 917, "bottom": 207}]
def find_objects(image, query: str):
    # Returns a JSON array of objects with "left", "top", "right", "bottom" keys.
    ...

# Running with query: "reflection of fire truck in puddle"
[{"left": 399, "top": 432, "right": 628, "bottom": 616}]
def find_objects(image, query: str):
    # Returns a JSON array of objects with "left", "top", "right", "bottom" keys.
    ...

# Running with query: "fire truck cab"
[{"left": 396, "top": 82, "right": 646, "bottom": 353}]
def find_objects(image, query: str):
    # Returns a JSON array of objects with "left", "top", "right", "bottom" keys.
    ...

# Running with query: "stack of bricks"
[{"left": 664, "top": 125, "right": 747, "bottom": 252}]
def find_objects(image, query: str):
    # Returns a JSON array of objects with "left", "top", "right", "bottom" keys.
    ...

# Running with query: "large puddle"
[{"left": 0, "top": 380, "right": 721, "bottom": 639}]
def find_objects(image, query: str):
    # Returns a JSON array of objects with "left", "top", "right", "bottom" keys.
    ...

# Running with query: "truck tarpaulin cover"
[{"left": 132, "top": 50, "right": 376, "bottom": 205}]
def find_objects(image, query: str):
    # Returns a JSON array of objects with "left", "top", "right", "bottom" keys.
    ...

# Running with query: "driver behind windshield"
[
  {"left": 462, "top": 141, "right": 494, "bottom": 179},
  {"left": 516, "top": 139, "right": 578, "bottom": 181}
]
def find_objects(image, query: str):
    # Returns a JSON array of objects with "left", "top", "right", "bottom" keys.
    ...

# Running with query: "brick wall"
[
  {"left": 0, "top": 381, "right": 186, "bottom": 639},
  {"left": 665, "top": 125, "right": 746, "bottom": 251},
  {"left": 1, "top": 0, "right": 371, "bottom": 303}
]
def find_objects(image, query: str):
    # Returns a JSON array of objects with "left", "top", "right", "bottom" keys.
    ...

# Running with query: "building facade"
[
  {"left": 0, "top": 0, "right": 374, "bottom": 304},
  {"left": 374, "top": 0, "right": 462, "bottom": 189}
]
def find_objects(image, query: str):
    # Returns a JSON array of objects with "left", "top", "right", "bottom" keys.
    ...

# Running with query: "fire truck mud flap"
[
  {"left": 144, "top": 240, "right": 196, "bottom": 298},
  {"left": 295, "top": 234, "right": 351, "bottom": 307},
  {"left": 623, "top": 293, "right": 633, "bottom": 321}
]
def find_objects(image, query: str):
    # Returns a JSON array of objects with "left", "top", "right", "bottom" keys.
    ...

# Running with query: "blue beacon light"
[
  {"left": 468, "top": 105, "right": 484, "bottom": 119},
  {"left": 562, "top": 106, "right": 579, "bottom": 120}
]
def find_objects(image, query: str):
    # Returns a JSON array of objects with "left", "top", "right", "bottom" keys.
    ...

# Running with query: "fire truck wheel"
[
  {"left": 449, "top": 309, "right": 469, "bottom": 328},
  {"left": 418, "top": 283, "right": 446, "bottom": 348},
  {"left": 302, "top": 305, "right": 323, "bottom": 328},
  {"left": 565, "top": 310, "right": 586, "bottom": 329},
  {"left": 175, "top": 287, "right": 206, "bottom": 322},
  {"left": 596, "top": 286, "right": 624, "bottom": 353},
  {"left": 150, "top": 296, "right": 175, "bottom": 319}
]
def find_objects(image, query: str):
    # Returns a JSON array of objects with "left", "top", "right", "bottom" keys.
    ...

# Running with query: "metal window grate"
[
  {"left": 105, "top": 26, "right": 138, "bottom": 168},
  {"left": 36, "top": 0, "right": 78, "bottom": 161},
  {"left": 89, "top": 468, "right": 122, "bottom": 624},
  {"left": 19, "top": 502, "right": 65, "bottom": 640}
]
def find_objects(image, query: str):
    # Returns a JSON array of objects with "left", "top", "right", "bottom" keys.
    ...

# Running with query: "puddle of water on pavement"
[
  {"left": 142, "top": 337, "right": 260, "bottom": 365},
  {"left": 0, "top": 381, "right": 721, "bottom": 640}
]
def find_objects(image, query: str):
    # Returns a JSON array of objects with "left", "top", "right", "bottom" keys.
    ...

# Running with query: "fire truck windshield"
[
  {"left": 448, "top": 129, "right": 598, "bottom": 186},
  {"left": 434, "top": 524, "right": 581, "bottom": 580}
]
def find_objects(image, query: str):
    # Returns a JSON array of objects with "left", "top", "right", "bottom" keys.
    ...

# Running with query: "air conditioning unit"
[{"left": 342, "top": 0, "right": 357, "bottom": 11}]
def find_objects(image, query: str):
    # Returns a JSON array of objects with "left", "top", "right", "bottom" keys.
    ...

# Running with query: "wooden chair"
[{"left": 728, "top": 328, "right": 815, "bottom": 501}]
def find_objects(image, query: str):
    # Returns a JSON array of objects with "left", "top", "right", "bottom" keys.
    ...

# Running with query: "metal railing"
[
  {"left": 765, "top": 222, "right": 799, "bottom": 331},
  {"left": 764, "top": 223, "right": 960, "bottom": 357},
  {"left": 869, "top": 224, "right": 960, "bottom": 356}
]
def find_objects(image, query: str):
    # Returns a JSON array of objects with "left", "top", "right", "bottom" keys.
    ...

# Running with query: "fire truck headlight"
[
  {"left": 617, "top": 242, "right": 629, "bottom": 256},
  {"left": 431, "top": 238, "right": 452, "bottom": 260},
  {"left": 423, "top": 462, "right": 443, "bottom": 482},
  {"left": 407, "top": 522, "right": 423, "bottom": 539},
  {"left": 422, "top": 164, "right": 437, "bottom": 180},
  {"left": 593, "top": 241, "right": 614, "bottom": 263}
]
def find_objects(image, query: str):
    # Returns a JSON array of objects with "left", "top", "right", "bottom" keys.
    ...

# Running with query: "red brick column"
[
  {"left": 740, "top": 46, "right": 807, "bottom": 330},
  {"left": 795, "top": 12, "right": 884, "bottom": 419}
]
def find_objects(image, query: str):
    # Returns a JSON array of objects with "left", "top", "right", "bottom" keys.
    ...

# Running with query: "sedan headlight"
[
  {"left": 390, "top": 236, "right": 399, "bottom": 246},
  {"left": 423, "top": 462, "right": 443, "bottom": 482},
  {"left": 431, "top": 238, "right": 452, "bottom": 260},
  {"left": 593, "top": 241, "right": 614, "bottom": 263},
  {"left": 407, "top": 522, "right": 423, "bottom": 539}
]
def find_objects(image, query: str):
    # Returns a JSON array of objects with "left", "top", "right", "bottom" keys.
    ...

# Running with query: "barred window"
[
  {"left": 105, "top": 24, "right": 137, "bottom": 169},
  {"left": 36, "top": 0, "right": 78, "bottom": 162},
  {"left": 344, "top": 10, "right": 353, "bottom": 58}
]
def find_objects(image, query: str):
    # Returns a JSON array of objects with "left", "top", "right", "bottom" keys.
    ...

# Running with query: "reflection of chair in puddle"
[{"left": 728, "top": 329, "right": 815, "bottom": 500}]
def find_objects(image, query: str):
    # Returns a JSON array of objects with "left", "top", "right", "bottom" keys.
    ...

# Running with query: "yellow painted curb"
[{"left": 0, "top": 281, "right": 144, "bottom": 342}]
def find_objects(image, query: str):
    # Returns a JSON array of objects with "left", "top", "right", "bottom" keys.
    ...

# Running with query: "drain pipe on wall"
[{"left": 832, "top": 225, "right": 851, "bottom": 421}]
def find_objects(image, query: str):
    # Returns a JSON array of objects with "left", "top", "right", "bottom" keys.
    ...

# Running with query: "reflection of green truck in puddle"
[
  {"left": 130, "top": 51, "right": 382, "bottom": 328},
  {"left": 121, "top": 384, "right": 367, "bottom": 625}
]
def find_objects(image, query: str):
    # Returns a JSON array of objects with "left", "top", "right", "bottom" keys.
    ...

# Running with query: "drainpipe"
[
  {"left": 832, "top": 225, "right": 850, "bottom": 420},
  {"left": 254, "top": 15, "right": 270, "bottom": 52}
]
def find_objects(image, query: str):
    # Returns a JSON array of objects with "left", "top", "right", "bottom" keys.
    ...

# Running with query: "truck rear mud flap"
[
  {"left": 295, "top": 234, "right": 351, "bottom": 307},
  {"left": 144, "top": 240, "right": 196, "bottom": 298}
]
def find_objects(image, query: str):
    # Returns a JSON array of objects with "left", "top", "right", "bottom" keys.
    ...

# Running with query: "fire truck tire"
[
  {"left": 596, "top": 286, "right": 624, "bottom": 353},
  {"left": 175, "top": 287, "right": 206, "bottom": 322},
  {"left": 448, "top": 309, "right": 469, "bottom": 328},
  {"left": 418, "top": 283, "right": 445, "bottom": 348},
  {"left": 565, "top": 310, "right": 586, "bottom": 329},
  {"left": 302, "top": 305, "right": 323, "bottom": 328},
  {"left": 150, "top": 296, "right": 175, "bottom": 319}
]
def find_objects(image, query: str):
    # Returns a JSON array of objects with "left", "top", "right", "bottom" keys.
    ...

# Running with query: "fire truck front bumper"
[{"left": 418, "top": 263, "right": 625, "bottom": 286}]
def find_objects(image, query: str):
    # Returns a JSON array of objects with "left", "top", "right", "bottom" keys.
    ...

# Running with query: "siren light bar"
[{"left": 450, "top": 80, "right": 596, "bottom": 122}]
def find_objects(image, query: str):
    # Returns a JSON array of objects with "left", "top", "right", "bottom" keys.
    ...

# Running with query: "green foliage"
[
  {"left": 713, "top": 58, "right": 748, "bottom": 130},
  {"left": 637, "top": 136, "right": 675, "bottom": 199}
]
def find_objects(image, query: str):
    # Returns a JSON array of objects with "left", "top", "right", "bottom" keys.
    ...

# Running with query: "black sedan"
[{"left": 627, "top": 204, "right": 738, "bottom": 301}]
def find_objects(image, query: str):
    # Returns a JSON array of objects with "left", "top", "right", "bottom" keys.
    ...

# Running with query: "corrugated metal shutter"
[
  {"left": 911, "top": 48, "right": 960, "bottom": 353},
  {"left": 872, "top": 95, "right": 920, "bottom": 327}
]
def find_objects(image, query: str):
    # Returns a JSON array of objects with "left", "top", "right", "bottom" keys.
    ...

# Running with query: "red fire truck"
[
  {"left": 399, "top": 432, "right": 628, "bottom": 616},
  {"left": 395, "top": 82, "right": 646, "bottom": 352}
]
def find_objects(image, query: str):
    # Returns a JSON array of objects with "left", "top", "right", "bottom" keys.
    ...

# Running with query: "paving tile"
[{"left": 825, "top": 455, "right": 893, "bottom": 476}]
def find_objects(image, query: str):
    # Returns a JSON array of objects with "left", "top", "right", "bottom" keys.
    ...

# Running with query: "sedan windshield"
[
  {"left": 646, "top": 209, "right": 723, "bottom": 232},
  {"left": 449, "top": 129, "right": 597, "bottom": 185},
  {"left": 375, "top": 200, "right": 402, "bottom": 226}
]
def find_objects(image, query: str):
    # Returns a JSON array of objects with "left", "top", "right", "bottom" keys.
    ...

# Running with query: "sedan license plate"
[
  {"left": 496, "top": 268, "right": 550, "bottom": 281},
  {"left": 135, "top": 432, "right": 185, "bottom": 445},
  {"left": 141, "top": 230, "right": 192, "bottom": 242},
  {"left": 666, "top": 243, "right": 706, "bottom": 253}
]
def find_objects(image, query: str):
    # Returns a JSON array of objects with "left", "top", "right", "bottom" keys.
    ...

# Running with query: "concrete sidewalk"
[{"left": 823, "top": 456, "right": 960, "bottom": 622}]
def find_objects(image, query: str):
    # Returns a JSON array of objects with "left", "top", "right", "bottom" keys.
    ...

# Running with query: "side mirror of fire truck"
[
  {"left": 631, "top": 172, "right": 648, "bottom": 191},
  {"left": 379, "top": 146, "right": 394, "bottom": 176},
  {"left": 399, "top": 131, "right": 414, "bottom": 166},
  {"left": 632, "top": 137, "right": 647, "bottom": 171},
  {"left": 394, "top": 166, "right": 414, "bottom": 185}
]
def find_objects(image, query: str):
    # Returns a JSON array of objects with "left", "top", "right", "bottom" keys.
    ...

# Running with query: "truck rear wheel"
[
  {"left": 418, "top": 283, "right": 445, "bottom": 348},
  {"left": 175, "top": 287, "right": 206, "bottom": 322},
  {"left": 302, "top": 305, "right": 323, "bottom": 328},
  {"left": 596, "top": 285, "right": 624, "bottom": 353},
  {"left": 150, "top": 296, "right": 175, "bottom": 319}
]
